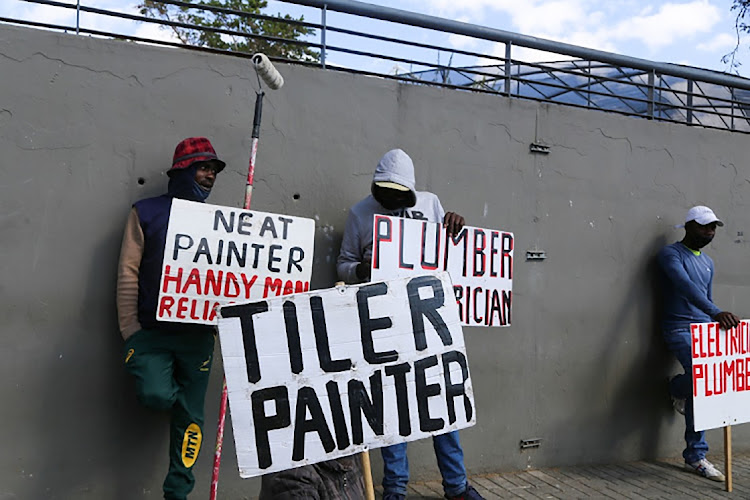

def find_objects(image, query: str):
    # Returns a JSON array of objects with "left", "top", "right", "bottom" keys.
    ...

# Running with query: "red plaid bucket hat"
[{"left": 168, "top": 137, "right": 225, "bottom": 176}]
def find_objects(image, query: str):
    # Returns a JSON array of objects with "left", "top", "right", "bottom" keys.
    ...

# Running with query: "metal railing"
[{"left": 5, "top": 0, "right": 750, "bottom": 132}]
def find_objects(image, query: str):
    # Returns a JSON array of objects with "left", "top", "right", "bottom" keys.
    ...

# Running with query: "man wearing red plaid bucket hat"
[{"left": 116, "top": 137, "right": 225, "bottom": 499}]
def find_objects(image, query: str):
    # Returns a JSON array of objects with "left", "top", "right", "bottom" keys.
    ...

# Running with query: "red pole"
[{"left": 209, "top": 93, "right": 263, "bottom": 500}]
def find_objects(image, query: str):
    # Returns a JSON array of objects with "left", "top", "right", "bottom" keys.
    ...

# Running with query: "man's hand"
[
  {"left": 713, "top": 311, "right": 741, "bottom": 330},
  {"left": 443, "top": 212, "right": 465, "bottom": 237},
  {"left": 355, "top": 258, "right": 371, "bottom": 281}
]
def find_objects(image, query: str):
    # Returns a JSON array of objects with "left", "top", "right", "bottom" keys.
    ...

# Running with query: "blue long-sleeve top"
[{"left": 657, "top": 241, "right": 721, "bottom": 331}]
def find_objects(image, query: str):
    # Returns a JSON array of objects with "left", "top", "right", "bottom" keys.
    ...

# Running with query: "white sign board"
[
  {"left": 692, "top": 320, "right": 750, "bottom": 431},
  {"left": 370, "top": 215, "right": 513, "bottom": 327},
  {"left": 218, "top": 272, "right": 475, "bottom": 478},
  {"left": 157, "top": 199, "right": 315, "bottom": 324}
]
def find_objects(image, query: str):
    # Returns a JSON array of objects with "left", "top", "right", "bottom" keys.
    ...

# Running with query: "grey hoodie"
[{"left": 336, "top": 149, "right": 445, "bottom": 284}]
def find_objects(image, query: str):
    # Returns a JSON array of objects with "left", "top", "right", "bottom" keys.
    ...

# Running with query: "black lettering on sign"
[
  {"left": 251, "top": 386, "right": 291, "bottom": 469},
  {"left": 473, "top": 229, "right": 486, "bottom": 277},
  {"left": 326, "top": 380, "right": 351, "bottom": 450},
  {"left": 227, "top": 241, "right": 247, "bottom": 267},
  {"left": 357, "top": 283, "right": 397, "bottom": 364},
  {"left": 444, "top": 228, "right": 468, "bottom": 277},
  {"left": 473, "top": 287, "right": 483, "bottom": 325},
  {"left": 311, "top": 296, "right": 352, "bottom": 372},
  {"left": 282, "top": 301, "right": 303, "bottom": 374},
  {"left": 502, "top": 233, "right": 514, "bottom": 279},
  {"left": 238, "top": 212, "right": 253, "bottom": 234},
  {"left": 292, "top": 386, "right": 336, "bottom": 461},
  {"left": 385, "top": 362, "right": 412, "bottom": 436},
  {"left": 488, "top": 290, "right": 502, "bottom": 326},
  {"left": 221, "top": 301, "right": 269, "bottom": 383},
  {"left": 442, "top": 350, "right": 473, "bottom": 424},
  {"left": 407, "top": 276, "right": 452, "bottom": 351},
  {"left": 278, "top": 216, "right": 293, "bottom": 239},
  {"left": 287, "top": 247, "right": 305, "bottom": 273},
  {"left": 489, "top": 231, "right": 499, "bottom": 277},
  {"left": 348, "top": 372, "right": 384, "bottom": 444},
  {"left": 420, "top": 221, "right": 440, "bottom": 270},
  {"left": 194, "top": 237, "right": 212, "bottom": 264},
  {"left": 268, "top": 244, "right": 282, "bottom": 272},
  {"left": 453, "top": 286, "right": 464, "bottom": 323},
  {"left": 259, "top": 216, "right": 278, "bottom": 238},
  {"left": 251, "top": 243, "right": 264, "bottom": 268},
  {"left": 373, "top": 216, "right": 392, "bottom": 270},
  {"left": 414, "top": 355, "right": 444, "bottom": 432},
  {"left": 173, "top": 234, "right": 194, "bottom": 260},
  {"left": 214, "top": 210, "right": 233, "bottom": 232},
  {"left": 503, "top": 290, "right": 512, "bottom": 325}
]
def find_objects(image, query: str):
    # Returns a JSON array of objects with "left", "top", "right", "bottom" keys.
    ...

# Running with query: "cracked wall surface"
[{"left": 2, "top": 23, "right": 750, "bottom": 499}]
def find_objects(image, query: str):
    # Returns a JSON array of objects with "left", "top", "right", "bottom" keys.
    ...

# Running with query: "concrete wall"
[{"left": 2, "top": 23, "right": 750, "bottom": 499}]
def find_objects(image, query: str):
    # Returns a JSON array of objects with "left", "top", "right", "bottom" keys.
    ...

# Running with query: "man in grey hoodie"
[{"left": 337, "top": 149, "right": 483, "bottom": 500}]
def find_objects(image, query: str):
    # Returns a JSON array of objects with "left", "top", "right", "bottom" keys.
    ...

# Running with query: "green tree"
[{"left": 138, "top": 0, "right": 318, "bottom": 61}]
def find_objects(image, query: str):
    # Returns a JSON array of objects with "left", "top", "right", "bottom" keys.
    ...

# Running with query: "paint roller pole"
[
  {"left": 244, "top": 54, "right": 283, "bottom": 210},
  {"left": 209, "top": 54, "right": 283, "bottom": 500}
]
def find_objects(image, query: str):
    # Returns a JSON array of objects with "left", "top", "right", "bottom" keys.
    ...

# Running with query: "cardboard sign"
[
  {"left": 370, "top": 215, "right": 513, "bottom": 327},
  {"left": 692, "top": 320, "right": 750, "bottom": 431},
  {"left": 218, "top": 272, "right": 475, "bottom": 478},
  {"left": 157, "top": 199, "right": 315, "bottom": 324}
]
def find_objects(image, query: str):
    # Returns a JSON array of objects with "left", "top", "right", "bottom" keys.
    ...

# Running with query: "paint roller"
[{"left": 252, "top": 53, "right": 284, "bottom": 90}]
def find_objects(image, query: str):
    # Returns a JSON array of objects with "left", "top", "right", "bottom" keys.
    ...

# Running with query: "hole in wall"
[{"left": 137, "top": 177, "right": 146, "bottom": 185}]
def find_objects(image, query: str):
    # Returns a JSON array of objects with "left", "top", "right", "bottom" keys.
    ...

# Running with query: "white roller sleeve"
[{"left": 252, "top": 53, "right": 284, "bottom": 90}]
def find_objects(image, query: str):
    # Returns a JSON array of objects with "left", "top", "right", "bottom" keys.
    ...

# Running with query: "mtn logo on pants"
[{"left": 181, "top": 423, "right": 202, "bottom": 468}]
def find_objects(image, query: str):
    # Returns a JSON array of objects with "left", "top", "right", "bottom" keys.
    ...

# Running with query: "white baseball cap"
[
  {"left": 374, "top": 181, "right": 410, "bottom": 191},
  {"left": 678, "top": 205, "right": 724, "bottom": 228}
]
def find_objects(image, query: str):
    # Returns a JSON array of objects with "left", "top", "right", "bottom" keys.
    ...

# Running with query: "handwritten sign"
[
  {"left": 370, "top": 215, "right": 513, "bottom": 327},
  {"left": 691, "top": 320, "right": 750, "bottom": 431},
  {"left": 217, "top": 272, "right": 476, "bottom": 477},
  {"left": 157, "top": 199, "right": 314, "bottom": 324}
]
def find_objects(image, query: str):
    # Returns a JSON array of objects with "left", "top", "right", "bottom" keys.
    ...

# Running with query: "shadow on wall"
[
  {"left": 26, "top": 226, "right": 170, "bottom": 500},
  {"left": 547, "top": 233, "right": 678, "bottom": 463}
]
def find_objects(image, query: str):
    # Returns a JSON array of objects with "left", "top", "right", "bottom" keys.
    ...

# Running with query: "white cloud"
[
  {"left": 697, "top": 33, "right": 737, "bottom": 52},
  {"left": 411, "top": 0, "right": 723, "bottom": 48},
  {"left": 608, "top": 1, "right": 721, "bottom": 49}
]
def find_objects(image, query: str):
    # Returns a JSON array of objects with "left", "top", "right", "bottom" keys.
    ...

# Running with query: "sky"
[{"left": 3, "top": 0, "right": 750, "bottom": 77}]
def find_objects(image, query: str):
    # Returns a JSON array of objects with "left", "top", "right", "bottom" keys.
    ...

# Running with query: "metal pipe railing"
[
  {"left": 284, "top": 0, "right": 750, "bottom": 92},
  {"left": 6, "top": 0, "right": 750, "bottom": 133}
]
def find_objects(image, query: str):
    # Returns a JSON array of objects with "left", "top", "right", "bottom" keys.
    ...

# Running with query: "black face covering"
[
  {"left": 693, "top": 234, "right": 714, "bottom": 249},
  {"left": 371, "top": 185, "right": 414, "bottom": 210},
  {"left": 167, "top": 165, "right": 211, "bottom": 202}
]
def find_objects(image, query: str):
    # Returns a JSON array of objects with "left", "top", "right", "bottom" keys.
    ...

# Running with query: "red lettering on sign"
[
  {"left": 159, "top": 295, "right": 175, "bottom": 318},
  {"left": 224, "top": 272, "right": 241, "bottom": 298},
  {"left": 264, "top": 277, "right": 283, "bottom": 298},
  {"left": 693, "top": 363, "right": 704, "bottom": 397},
  {"left": 162, "top": 265, "right": 183, "bottom": 293},
  {"left": 182, "top": 268, "right": 202, "bottom": 296},
  {"left": 691, "top": 324, "right": 702, "bottom": 358},
  {"left": 241, "top": 274, "right": 258, "bottom": 299},
  {"left": 205, "top": 269, "right": 223, "bottom": 296},
  {"left": 176, "top": 297, "right": 189, "bottom": 319}
]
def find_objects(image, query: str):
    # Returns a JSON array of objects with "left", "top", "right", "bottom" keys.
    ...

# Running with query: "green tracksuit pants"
[{"left": 124, "top": 328, "right": 215, "bottom": 500}]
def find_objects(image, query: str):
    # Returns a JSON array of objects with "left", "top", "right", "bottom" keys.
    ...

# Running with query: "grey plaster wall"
[{"left": 2, "top": 23, "right": 750, "bottom": 499}]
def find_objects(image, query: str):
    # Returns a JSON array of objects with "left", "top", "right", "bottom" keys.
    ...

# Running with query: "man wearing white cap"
[{"left": 657, "top": 205, "right": 740, "bottom": 482}]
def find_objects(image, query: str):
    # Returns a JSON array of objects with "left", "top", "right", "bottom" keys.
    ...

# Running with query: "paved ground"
[{"left": 378, "top": 454, "right": 750, "bottom": 499}]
